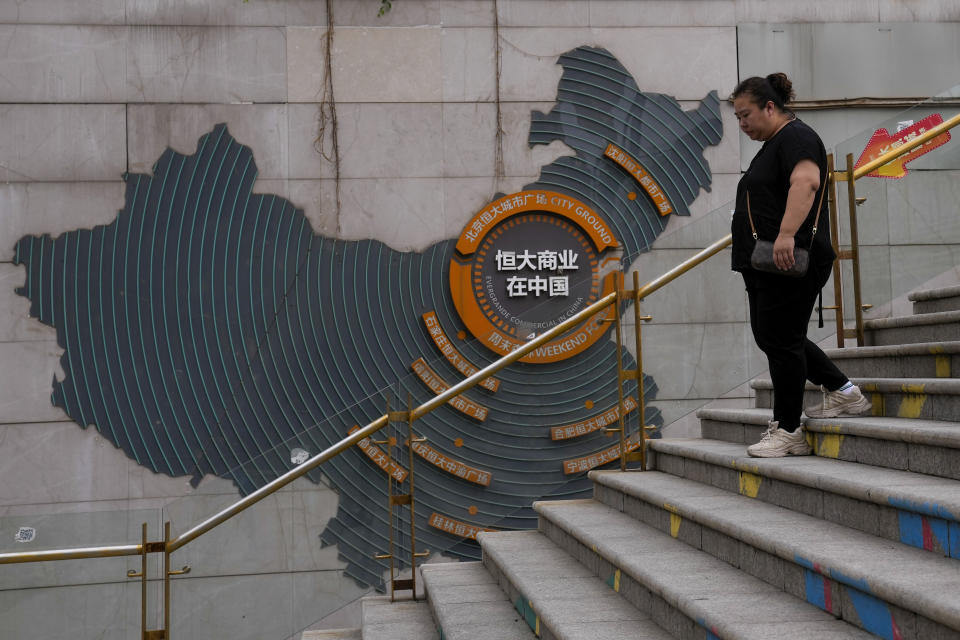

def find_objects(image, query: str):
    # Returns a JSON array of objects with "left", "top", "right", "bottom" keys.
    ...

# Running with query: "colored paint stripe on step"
[
  {"left": 738, "top": 471, "right": 762, "bottom": 498},
  {"left": 897, "top": 511, "right": 948, "bottom": 554},
  {"left": 935, "top": 354, "right": 951, "bottom": 377},
  {"left": 897, "top": 393, "right": 926, "bottom": 418},
  {"left": 803, "top": 569, "right": 834, "bottom": 614},
  {"left": 847, "top": 589, "right": 903, "bottom": 640},
  {"left": 815, "top": 433, "right": 844, "bottom": 458}
]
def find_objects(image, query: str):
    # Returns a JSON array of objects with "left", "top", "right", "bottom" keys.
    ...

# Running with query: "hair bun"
[{"left": 766, "top": 73, "right": 795, "bottom": 105}]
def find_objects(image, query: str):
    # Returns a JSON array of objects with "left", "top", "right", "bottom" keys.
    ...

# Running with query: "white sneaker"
[
  {"left": 805, "top": 385, "right": 872, "bottom": 418},
  {"left": 747, "top": 421, "right": 812, "bottom": 458}
]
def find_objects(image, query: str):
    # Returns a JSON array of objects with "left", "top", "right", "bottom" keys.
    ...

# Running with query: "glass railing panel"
[
  {"left": 830, "top": 87, "right": 960, "bottom": 322},
  {"left": 0, "top": 506, "right": 160, "bottom": 639}
]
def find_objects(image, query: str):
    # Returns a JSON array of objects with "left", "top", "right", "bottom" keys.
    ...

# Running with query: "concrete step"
[
  {"left": 910, "top": 285, "right": 960, "bottom": 314},
  {"left": 648, "top": 437, "right": 960, "bottom": 560},
  {"left": 697, "top": 407, "right": 960, "bottom": 481},
  {"left": 819, "top": 341, "right": 960, "bottom": 379},
  {"left": 301, "top": 629, "right": 362, "bottom": 640},
  {"left": 533, "top": 498, "right": 875, "bottom": 640},
  {"left": 751, "top": 377, "right": 960, "bottom": 423},
  {"left": 476, "top": 529, "right": 674, "bottom": 640},
  {"left": 360, "top": 596, "right": 439, "bottom": 640},
  {"left": 863, "top": 310, "right": 960, "bottom": 347},
  {"left": 590, "top": 470, "right": 960, "bottom": 639},
  {"left": 419, "top": 561, "right": 535, "bottom": 640}
]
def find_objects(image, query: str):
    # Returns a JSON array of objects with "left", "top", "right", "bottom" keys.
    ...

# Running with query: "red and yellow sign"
[
  {"left": 450, "top": 190, "right": 620, "bottom": 364},
  {"left": 854, "top": 114, "right": 951, "bottom": 179}
]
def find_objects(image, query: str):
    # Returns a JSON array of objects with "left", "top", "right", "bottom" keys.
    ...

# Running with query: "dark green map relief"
[{"left": 13, "top": 47, "right": 721, "bottom": 587}]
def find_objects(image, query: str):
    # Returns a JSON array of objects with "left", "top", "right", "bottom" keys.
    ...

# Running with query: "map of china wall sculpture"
[{"left": 12, "top": 46, "right": 721, "bottom": 588}]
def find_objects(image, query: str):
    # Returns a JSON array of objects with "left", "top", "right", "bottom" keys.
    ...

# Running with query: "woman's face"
[{"left": 733, "top": 95, "right": 776, "bottom": 141}]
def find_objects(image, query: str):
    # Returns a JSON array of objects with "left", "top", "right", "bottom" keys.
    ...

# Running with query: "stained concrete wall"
[{"left": 1, "top": 1, "right": 959, "bottom": 638}]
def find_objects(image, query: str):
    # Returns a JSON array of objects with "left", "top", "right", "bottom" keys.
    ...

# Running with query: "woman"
[{"left": 731, "top": 73, "right": 871, "bottom": 458}]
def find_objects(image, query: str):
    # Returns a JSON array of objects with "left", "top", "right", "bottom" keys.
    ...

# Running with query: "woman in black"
[{"left": 731, "top": 74, "right": 871, "bottom": 458}]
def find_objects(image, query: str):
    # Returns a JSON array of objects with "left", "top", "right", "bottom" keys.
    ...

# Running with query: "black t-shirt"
[{"left": 731, "top": 119, "right": 836, "bottom": 272}]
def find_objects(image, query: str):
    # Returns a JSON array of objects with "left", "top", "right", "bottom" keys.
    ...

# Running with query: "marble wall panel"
[
  {"left": 443, "top": 176, "right": 501, "bottom": 239},
  {"left": 331, "top": 27, "right": 443, "bottom": 103},
  {"left": 628, "top": 247, "right": 746, "bottom": 324},
  {"left": 0, "top": 25, "right": 127, "bottom": 102},
  {"left": 0, "top": 0, "right": 125, "bottom": 24},
  {"left": 498, "top": 27, "right": 737, "bottom": 102},
  {"left": 0, "top": 420, "right": 130, "bottom": 507},
  {"left": 336, "top": 177, "right": 446, "bottom": 251},
  {"left": 735, "top": 0, "right": 881, "bottom": 23},
  {"left": 127, "top": 0, "right": 328, "bottom": 26},
  {"left": 169, "top": 571, "right": 367, "bottom": 640},
  {"left": 884, "top": 171, "right": 960, "bottom": 245},
  {"left": 588, "top": 1, "right": 735, "bottom": 27},
  {"left": 879, "top": 0, "right": 960, "bottom": 21},
  {"left": 440, "top": 0, "right": 495, "bottom": 27},
  {"left": 496, "top": 0, "right": 590, "bottom": 27},
  {"left": 126, "top": 25, "right": 287, "bottom": 103},
  {"left": 441, "top": 27, "right": 497, "bottom": 102},
  {"left": 0, "top": 581, "right": 137, "bottom": 640},
  {"left": 287, "top": 26, "right": 329, "bottom": 103},
  {"left": 0, "top": 182, "right": 126, "bottom": 262},
  {"left": 0, "top": 341, "right": 69, "bottom": 424},
  {"left": 442, "top": 102, "right": 497, "bottom": 177},
  {"left": 888, "top": 244, "right": 960, "bottom": 305},
  {"left": 333, "top": 103, "right": 445, "bottom": 178},
  {"left": 0, "top": 507, "right": 159, "bottom": 588},
  {"left": 738, "top": 23, "right": 960, "bottom": 102},
  {"left": 634, "top": 321, "right": 760, "bottom": 401},
  {"left": 686, "top": 101, "right": 740, "bottom": 176},
  {"left": 329, "top": 0, "right": 439, "bottom": 26},
  {"left": 286, "top": 103, "right": 337, "bottom": 180},
  {"left": 0, "top": 105, "right": 126, "bottom": 182},
  {"left": 127, "top": 104, "right": 291, "bottom": 179}
]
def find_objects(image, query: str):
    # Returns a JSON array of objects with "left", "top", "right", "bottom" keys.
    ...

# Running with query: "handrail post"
[
  {"left": 632, "top": 270, "right": 650, "bottom": 471},
  {"left": 845, "top": 152, "right": 867, "bottom": 346},
  {"left": 612, "top": 275, "right": 628, "bottom": 471},
  {"left": 826, "top": 154, "right": 846, "bottom": 348},
  {"left": 406, "top": 394, "right": 429, "bottom": 599}
]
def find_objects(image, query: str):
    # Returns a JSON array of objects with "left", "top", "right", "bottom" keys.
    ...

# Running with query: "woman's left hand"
[{"left": 774, "top": 233, "right": 795, "bottom": 270}]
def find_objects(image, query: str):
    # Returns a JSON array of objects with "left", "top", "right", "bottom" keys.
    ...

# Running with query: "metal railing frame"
[{"left": 1, "top": 109, "right": 957, "bottom": 639}]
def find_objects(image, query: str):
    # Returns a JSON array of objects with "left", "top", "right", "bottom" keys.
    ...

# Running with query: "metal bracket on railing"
[
  {"left": 610, "top": 272, "right": 653, "bottom": 472},
  {"left": 828, "top": 152, "right": 870, "bottom": 346},
  {"left": 124, "top": 521, "right": 192, "bottom": 640},
  {"left": 374, "top": 395, "right": 429, "bottom": 600}
]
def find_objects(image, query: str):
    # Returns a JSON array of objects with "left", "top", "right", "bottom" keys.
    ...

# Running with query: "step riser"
[
  {"left": 699, "top": 418, "right": 960, "bottom": 482},
  {"left": 866, "top": 323, "right": 959, "bottom": 347},
  {"left": 592, "top": 483, "right": 954, "bottom": 640},
  {"left": 754, "top": 387, "right": 960, "bottom": 423},
  {"left": 537, "top": 517, "right": 724, "bottom": 640},
  {"left": 914, "top": 297, "right": 960, "bottom": 314},
  {"left": 480, "top": 555, "right": 560, "bottom": 640},
  {"left": 825, "top": 353, "right": 959, "bottom": 379},
  {"left": 652, "top": 450, "right": 960, "bottom": 560}
]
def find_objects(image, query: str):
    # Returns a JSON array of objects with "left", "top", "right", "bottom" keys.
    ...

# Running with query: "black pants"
[{"left": 743, "top": 263, "right": 848, "bottom": 432}]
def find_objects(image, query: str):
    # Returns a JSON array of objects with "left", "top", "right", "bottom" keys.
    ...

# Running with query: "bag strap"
[{"left": 746, "top": 175, "right": 828, "bottom": 247}]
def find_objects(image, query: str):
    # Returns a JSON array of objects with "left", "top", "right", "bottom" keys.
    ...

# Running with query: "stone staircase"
[{"left": 336, "top": 284, "right": 960, "bottom": 640}]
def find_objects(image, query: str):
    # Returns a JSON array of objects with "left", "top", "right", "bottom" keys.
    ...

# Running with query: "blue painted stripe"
[
  {"left": 804, "top": 569, "right": 827, "bottom": 610},
  {"left": 887, "top": 495, "right": 957, "bottom": 521},
  {"left": 847, "top": 588, "right": 898, "bottom": 640},
  {"left": 898, "top": 511, "right": 948, "bottom": 553}
]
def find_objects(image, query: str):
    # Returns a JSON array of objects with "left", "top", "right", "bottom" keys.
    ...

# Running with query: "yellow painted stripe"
[
  {"left": 901, "top": 383, "right": 926, "bottom": 394},
  {"left": 613, "top": 569, "right": 621, "bottom": 592},
  {"left": 535, "top": 615, "right": 540, "bottom": 637},
  {"left": 816, "top": 433, "right": 844, "bottom": 459},
  {"left": 739, "top": 471, "right": 762, "bottom": 498},
  {"left": 663, "top": 502, "right": 679, "bottom": 514},
  {"left": 872, "top": 393, "right": 885, "bottom": 417},
  {"left": 935, "top": 355, "right": 951, "bottom": 378},
  {"left": 898, "top": 394, "right": 927, "bottom": 418},
  {"left": 670, "top": 513, "right": 682, "bottom": 538}
]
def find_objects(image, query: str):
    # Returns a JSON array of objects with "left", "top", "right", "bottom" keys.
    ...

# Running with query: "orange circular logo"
[{"left": 450, "top": 190, "right": 620, "bottom": 363}]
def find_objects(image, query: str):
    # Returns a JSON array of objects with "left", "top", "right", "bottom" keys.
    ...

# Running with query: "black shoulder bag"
[{"left": 746, "top": 181, "right": 826, "bottom": 278}]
